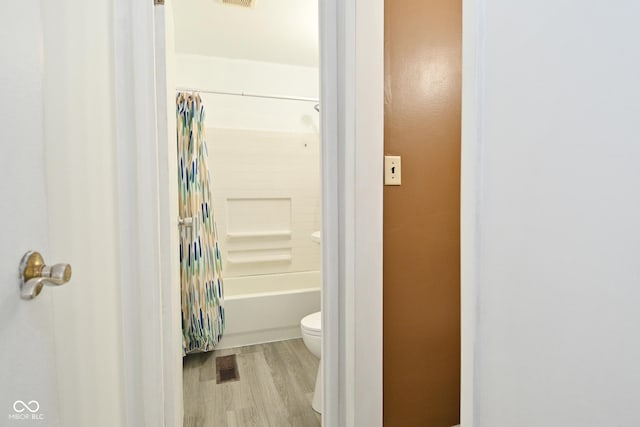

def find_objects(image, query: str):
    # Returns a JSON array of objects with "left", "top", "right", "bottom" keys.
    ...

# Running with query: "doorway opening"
[{"left": 167, "top": 1, "right": 323, "bottom": 425}]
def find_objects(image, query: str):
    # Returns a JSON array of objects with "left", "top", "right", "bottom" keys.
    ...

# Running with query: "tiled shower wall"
[
  {"left": 208, "top": 128, "right": 320, "bottom": 296},
  {"left": 176, "top": 55, "right": 321, "bottom": 297}
]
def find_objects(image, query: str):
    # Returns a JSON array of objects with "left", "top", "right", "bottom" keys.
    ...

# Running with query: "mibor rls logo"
[
  {"left": 13, "top": 401, "right": 39, "bottom": 413},
  {"left": 8, "top": 400, "right": 44, "bottom": 421}
]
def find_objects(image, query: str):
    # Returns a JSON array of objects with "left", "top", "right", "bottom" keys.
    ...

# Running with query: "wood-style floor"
[{"left": 183, "top": 339, "right": 321, "bottom": 427}]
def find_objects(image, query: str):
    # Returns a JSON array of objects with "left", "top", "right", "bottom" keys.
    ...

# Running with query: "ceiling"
[{"left": 172, "top": 0, "right": 319, "bottom": 67}]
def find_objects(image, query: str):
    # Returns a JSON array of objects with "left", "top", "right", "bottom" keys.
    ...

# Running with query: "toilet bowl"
[{"left": 301, "top": 311, "right": 322, "bottom": 413}]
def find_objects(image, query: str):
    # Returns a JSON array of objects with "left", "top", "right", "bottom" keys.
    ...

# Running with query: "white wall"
[
  {"left": 176, "top": 54, "right": 320, "bottom": 132},
  {"left": 41, "top": 1, "right": 126, "bottom": 426},
  {"left": 469, "top": 2, "right": 640, "bottom": 426},
  {"left": 172, "top": 0, "right": 319, "bottom": 67}
]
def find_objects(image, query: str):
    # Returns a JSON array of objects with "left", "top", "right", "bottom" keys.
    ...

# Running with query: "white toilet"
[{"left": 301, "top": 311, "right": 322, "bottom": 413}]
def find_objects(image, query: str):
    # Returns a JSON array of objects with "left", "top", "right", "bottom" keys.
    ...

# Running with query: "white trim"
[
  {"left": 154, "top": 3, "right": 183, "bottom": 427},
  {"left": 461, "top": 0, "right": 480, "bottom": 425},
  {"left": 321, "top": 0, "right": 384, "bottom": 425},
  {"left": 318, "top": 0, "right": 343, "bottom": 422},
  {"left": 353, "top": 0, "right": 384, "bottom": 425},
  {"left": 113, "top": 1, "right": 166, "bottom": 426}
]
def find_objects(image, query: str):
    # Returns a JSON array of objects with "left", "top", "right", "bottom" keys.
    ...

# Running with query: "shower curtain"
[{"left": 177, "top": 92, "right": 225, "bottom": 354}]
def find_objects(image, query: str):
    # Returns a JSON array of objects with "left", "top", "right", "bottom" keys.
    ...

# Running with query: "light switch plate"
[{"left": 384, "top": 155, "right": 401, "bottom": 185}]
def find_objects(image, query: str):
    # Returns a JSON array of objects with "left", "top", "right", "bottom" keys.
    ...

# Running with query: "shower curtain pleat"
[{"left": 177, "top": 92, "right": 225, "bottom": 354}]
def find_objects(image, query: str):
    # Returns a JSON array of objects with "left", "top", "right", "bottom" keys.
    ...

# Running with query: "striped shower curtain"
[{"left": 177, "top": 92, "right": 225, "bottom": 354}]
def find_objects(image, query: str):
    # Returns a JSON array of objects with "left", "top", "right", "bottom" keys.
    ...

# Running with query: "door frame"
[
  {"left": 112, "top": 0, "right": 384, "bottom": 426},
  {"left": 461, "top": 0, "right": 479, "bottom": 425},
  {"left": 320, "top": 0, "right": 384, "bottom": 425}
]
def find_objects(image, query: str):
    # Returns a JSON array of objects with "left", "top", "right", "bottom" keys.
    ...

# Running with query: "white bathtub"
[{"left": 217, "top": 271, "right": 321, "bottom": 349}]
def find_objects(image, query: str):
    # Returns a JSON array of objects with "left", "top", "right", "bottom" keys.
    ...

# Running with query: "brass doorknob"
[{"left": 19, "top": 251, "right": 72, "bottom": 300}]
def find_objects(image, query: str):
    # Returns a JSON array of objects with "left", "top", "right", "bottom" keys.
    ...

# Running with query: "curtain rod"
[{"left": 176, "top": 87, "right": 319, "bottom": 104}]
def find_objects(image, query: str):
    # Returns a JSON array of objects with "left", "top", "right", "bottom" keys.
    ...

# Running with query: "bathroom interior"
[{"left": 173, "top": 0, "right": 323, "bottom": 425}]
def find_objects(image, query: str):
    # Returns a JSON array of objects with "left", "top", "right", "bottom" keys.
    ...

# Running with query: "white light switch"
[{"left": 384, "top": 155, "right": 401, "bottom": 185}]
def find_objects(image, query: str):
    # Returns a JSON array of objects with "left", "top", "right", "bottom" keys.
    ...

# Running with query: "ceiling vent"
[{"left": 220, "top": 0, "right": 255, "bottom": 8}]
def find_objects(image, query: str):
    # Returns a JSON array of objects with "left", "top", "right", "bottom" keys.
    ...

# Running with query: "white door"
[
  {"left": 1, "top": 1, "right": 129, "bottom": 426},
  {"left": 0, "top": 2, "right": 60, "bottom": 425}
]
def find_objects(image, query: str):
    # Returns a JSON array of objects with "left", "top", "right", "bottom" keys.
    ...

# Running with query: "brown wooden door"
[{"left": 383, "top": 0, "right": 462, "bottom": 425}]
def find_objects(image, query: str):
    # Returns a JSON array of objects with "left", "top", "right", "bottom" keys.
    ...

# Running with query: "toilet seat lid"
[{"left": 301, "top": 311, "right": 321, "bottom": 334}]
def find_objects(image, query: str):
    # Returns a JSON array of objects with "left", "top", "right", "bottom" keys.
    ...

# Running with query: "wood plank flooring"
[{"left": 184, "top": 339, "right": 321, "bottom": 427}]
